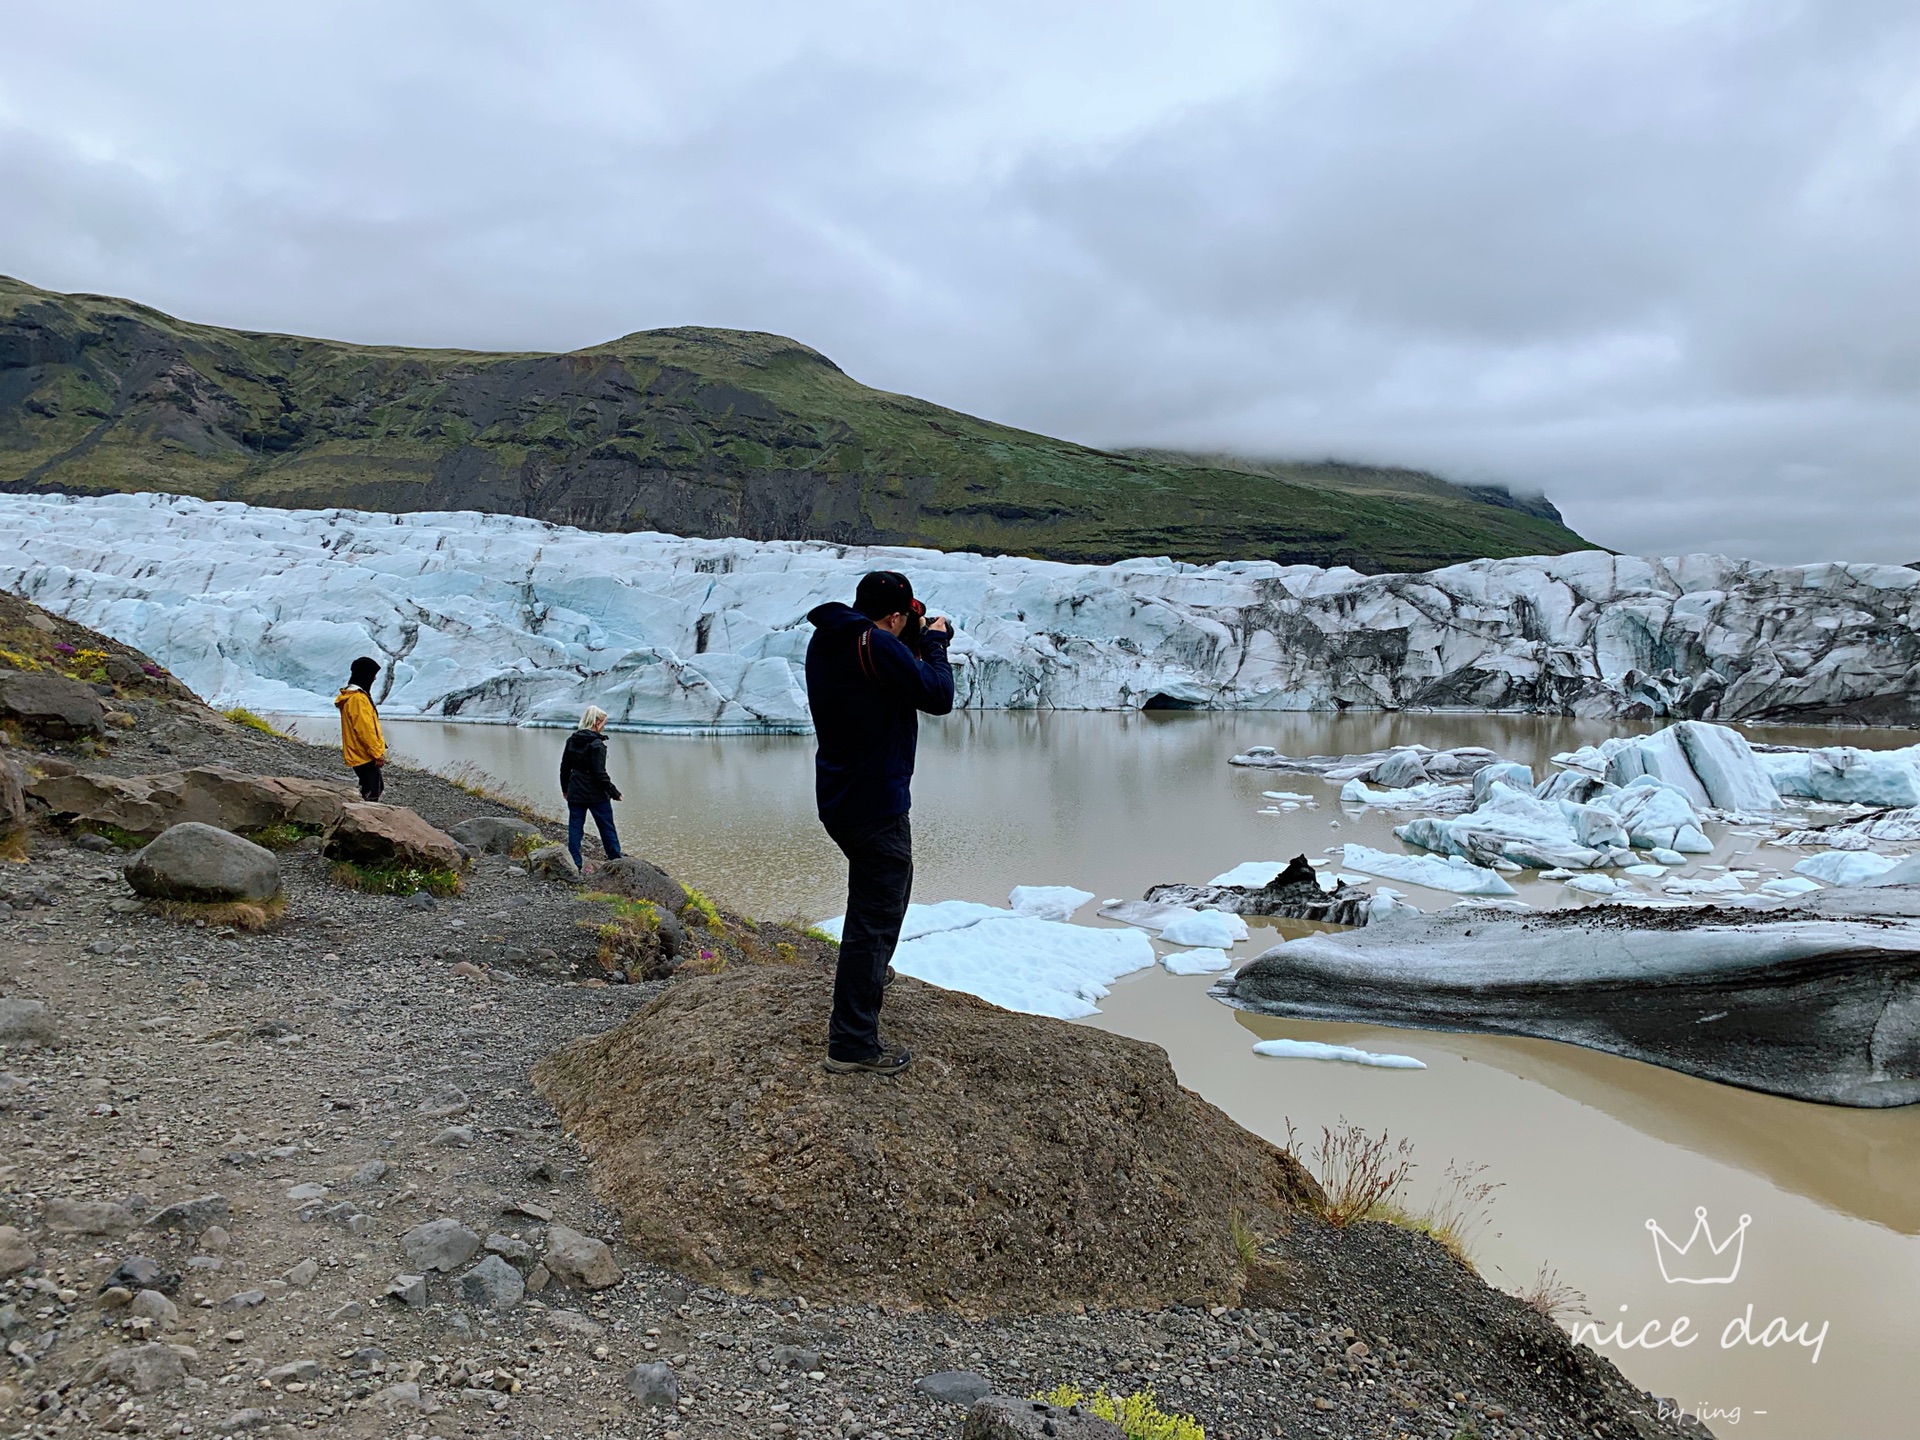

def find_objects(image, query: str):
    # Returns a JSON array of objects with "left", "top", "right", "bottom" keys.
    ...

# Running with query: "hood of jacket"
[
  {"left": 334, "top": 685, "right": 368, "bottom": 710},
  {"left": 807, "top": 601, "right": 873, "bottom": 635},
  {"left": 563, "top": 728, "right": 605, "bottom": 757}
]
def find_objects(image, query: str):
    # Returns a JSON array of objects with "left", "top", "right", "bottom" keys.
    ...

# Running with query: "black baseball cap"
[{"left": 854, "top": 570, "right": 915, "bottom": 620}]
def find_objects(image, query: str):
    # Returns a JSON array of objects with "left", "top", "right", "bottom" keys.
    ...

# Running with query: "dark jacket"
[
  {"left": 560, "top": 729, "right": 621, "bottom": 808},
  {"left": 805, "top": 602, "right": 954, "bottom": 830}
]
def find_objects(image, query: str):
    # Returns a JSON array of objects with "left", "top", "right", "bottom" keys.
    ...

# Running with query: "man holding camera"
[{"left": 805, "top": 570, "right": 955, "bottom": 1075}]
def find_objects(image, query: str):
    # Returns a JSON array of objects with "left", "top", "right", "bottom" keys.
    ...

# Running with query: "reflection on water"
[{"left": 279, "top": 709, "right": 1920, "bottom": 1437}]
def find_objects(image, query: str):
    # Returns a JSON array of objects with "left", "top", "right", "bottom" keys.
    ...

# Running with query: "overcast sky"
[{"left": 3, "top": 1, "right": 1915, "bottom": 563}]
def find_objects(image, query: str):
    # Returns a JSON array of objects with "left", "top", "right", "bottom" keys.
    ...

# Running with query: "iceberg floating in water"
[
  {"left": 1758, "top": 747, "right": 1920, "bottom": 808},
  {"left": 1339, "top": 843, "right": 1518, "bottom": 897},
  {"left": 1793, "top": 851, "right": 1900, "bottom": 886},
  {"left": 1251, "top": 1039, "right": 1426, "bottom": 1069},
  {"left": 1008, "top": 885, "right": 1096, "bottom": 922},
  {"left": 1162, "top": 947, "right": 1234, "bottom": 975},
  {"left": 1158, "top": 910, "right": 1250, "bottom": 948}
]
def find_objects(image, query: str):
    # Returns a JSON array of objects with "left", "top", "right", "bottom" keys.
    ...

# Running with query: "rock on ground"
[
  {"left": 446, "top": 815, "right": 544, "bottom": 854},
  {"left": 526, "top": 844, "right": 580, "bottom": 882},
  {"left": 27, "top": 764, "right": 352, "bottom": 841},
  {"left": 0, "top": 997, "right": 57, "bottom": 1046},
  {"left": 399, "top": 1218, "right": 482, "bottom": 1273},
  {"left": 624, "top": 1360, "right": 679, "bottom": 1409},
  {"left": 0, "top": 669, "right": 105, "bottom": 739},
  {"left": 321, "top": 802, "right": 464, "bottom": 871},
  {"left": 591, "top": 856, "right": 687, "bottom": 910},
  {"left": 124, "top": 823, "right": 281, "bottom": 904},
  {"left": 86, "top": 1341, "right": 194, "bottom": 1394},
  {"left": 963, "top": 1396, "right": 1126, "bottom": 1439},
  {"left": 532, "top": 966, "right": 1322, "bottom": 1312},
  {"left": 0, "top": 1224, "right": 35, "bottom": 1276},
  {"left": 542, "top": 1224, "right": 623, "bottom": 1290}
]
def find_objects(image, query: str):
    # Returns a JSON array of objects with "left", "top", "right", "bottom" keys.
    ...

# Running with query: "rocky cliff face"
[
  {"left": 1, "top": 492, "right": 1914, "bottom": 730},
  {"left": 0, "top": 275, "right": 1592, "bottom": 571}
]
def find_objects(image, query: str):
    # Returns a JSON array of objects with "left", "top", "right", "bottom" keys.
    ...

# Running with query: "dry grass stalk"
[
  {"left": 1515, "top": 1262, "right": 1589, "bottom": 1323},
  {"left": 147, "top": 896, "right": 287, "bottom": 931},
  {"left": 1290, "top": 1118, "right": 1416, "bottom": 1227}
]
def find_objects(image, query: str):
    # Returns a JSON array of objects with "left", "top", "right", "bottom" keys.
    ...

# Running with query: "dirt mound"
[{"left": 532, "top": 966, "right": 1322, "bottom": 1314}]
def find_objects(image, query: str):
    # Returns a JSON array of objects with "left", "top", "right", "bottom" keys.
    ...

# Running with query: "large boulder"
[
  {"left": 125, "top": 824, "right": 281, "bottom": 904},
  {"left": 322, "top": 803, "right": 464, "bottom": 872},
  {"left": 0, "top": 670, "right": 105, "bottom": 739},
  {"left": 532, "top": 966, "right": 1322, "bottom": 1312},
  {"left": 591, "top": 856, "right": 685, "bottom": 910},
  {"left": 446, "top": 815, "right": 544, "bottom": 855},
  {"left": 28, "top": 765, "right": 352, "bottom": 842}
]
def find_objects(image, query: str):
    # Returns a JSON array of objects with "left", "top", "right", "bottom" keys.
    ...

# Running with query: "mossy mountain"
[{"left": 0, "top": 276, "right": 1591, "bottom": 571}]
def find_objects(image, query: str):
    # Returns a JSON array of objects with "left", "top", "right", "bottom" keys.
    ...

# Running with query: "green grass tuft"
[
  {"left": 328, "top": 859, "right": 463, "bottom": 898},
  {"left": 222, "top": 706, "right": 280, "bottom": 735},
  {"left": 242, "top": 821, "right": 324, "bottom": 850}
]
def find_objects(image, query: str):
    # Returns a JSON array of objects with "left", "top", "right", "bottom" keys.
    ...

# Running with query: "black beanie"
[
  {"left": 854, "top": 570, "right": 914, "bottom": 621},
  {"left": 349, "top": 656, "right": 381, "bottom": 689}
]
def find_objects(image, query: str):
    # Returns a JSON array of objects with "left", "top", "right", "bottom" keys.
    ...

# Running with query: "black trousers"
[
  {"left": 353, "top": 761, "right": 384, "bottom": 801},
  {"left": 824, "top": 811, "right": 913, "bottom": 1061}
]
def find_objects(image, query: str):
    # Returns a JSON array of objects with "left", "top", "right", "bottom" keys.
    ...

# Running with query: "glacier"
[{"left": 3, "top": 491, "right": 1919, "bottom": 730}]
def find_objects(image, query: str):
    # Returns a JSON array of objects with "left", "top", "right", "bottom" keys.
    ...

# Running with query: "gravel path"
[{"left": 0, "top": 695, "right": 1710, "bottom": 1440}]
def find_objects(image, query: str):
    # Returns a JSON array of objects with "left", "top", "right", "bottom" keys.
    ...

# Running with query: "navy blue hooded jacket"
[{"left": 805, "top": 601, "right": 954, "bottom": 829}]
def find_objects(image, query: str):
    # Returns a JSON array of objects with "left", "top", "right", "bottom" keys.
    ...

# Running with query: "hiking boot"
[
  {"left": 823, "top": 1044, "right": 913, "bottom": 1076},
  {"left": 883, "top": 964, "right": 897, "bottom": 989}
]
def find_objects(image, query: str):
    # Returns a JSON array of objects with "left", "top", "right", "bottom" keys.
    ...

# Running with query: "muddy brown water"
[{"left": 280, "top": 710, "right": 1920, "bottom": 1438}]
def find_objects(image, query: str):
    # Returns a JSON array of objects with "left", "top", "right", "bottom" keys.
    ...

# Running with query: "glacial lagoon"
[{"left": 282, "top": 708, "right": 1920, "bottom": 1438}]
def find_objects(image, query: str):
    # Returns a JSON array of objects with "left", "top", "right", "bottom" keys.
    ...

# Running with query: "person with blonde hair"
[{"left": 559, "top": 704, "right": 623, "bottom": 872}]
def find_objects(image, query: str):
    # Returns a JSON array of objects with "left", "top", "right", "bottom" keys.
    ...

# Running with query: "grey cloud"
[{"left": 1, "top": 0, "right": 1913, "bottom": 563}]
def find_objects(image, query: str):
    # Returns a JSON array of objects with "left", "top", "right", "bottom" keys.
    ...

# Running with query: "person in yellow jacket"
[{"left": 335, "top": 656, "right": 388, "bottom": 801}]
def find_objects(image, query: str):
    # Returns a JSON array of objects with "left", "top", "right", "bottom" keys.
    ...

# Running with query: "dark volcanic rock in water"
[
  {"left": 1215, "top": 898, "right": 1920, "bottom": 1107},
  {"left": 1143, "top": 854, "right": 1377, "bottom": 927},
  {"left": 532, "top": 965, "right": 1323, "bottom": 1312}
]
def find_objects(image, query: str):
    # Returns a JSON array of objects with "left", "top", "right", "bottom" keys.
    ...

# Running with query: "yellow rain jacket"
[{"left": 334, "top": 686, "right": 386, "bottom": 767}]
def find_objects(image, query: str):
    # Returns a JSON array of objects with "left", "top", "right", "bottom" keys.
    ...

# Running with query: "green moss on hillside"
[{"left": 0, "top": 276, "right": 1593, "bottom": 571}]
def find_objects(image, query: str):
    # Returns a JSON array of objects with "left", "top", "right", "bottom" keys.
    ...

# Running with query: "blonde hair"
[{"left": 580, "top": 705, "right": 609, "bottom": 730}]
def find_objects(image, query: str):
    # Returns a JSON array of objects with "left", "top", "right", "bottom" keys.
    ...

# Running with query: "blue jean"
[{"left": 567, "top": 799, "right": 622, "bottom": 870}]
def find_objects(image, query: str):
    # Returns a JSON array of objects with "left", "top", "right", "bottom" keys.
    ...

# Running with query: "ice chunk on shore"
[
  {"left": 1252, "top": 1039, "right": 1426, "bottom": 1069},
  {"left": 1793, "top": 851, "right": 1901, "bottom": 886},
  {"left": 1162, "top": 947, "right": 1233, "bottom": 975},
  {"left": 1008, "top": 886, "right": 1096, "bottom": 922},
  {"left": 1339, "top": 843, "right": 1517, "bottom": 896},
  {"left": 1159, "top": 910, "right": 1250, "bottom": 947}
]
